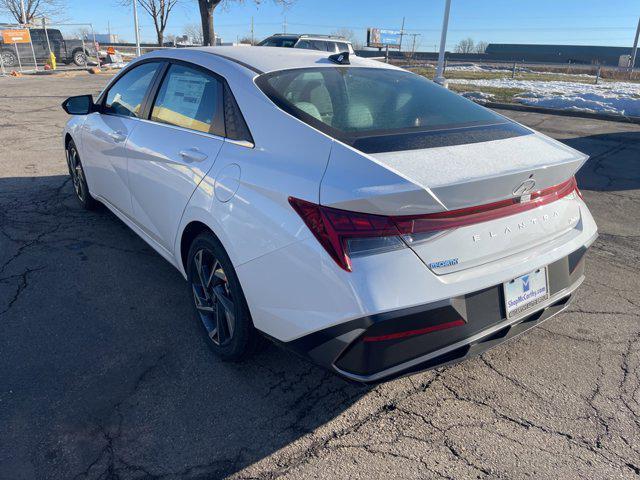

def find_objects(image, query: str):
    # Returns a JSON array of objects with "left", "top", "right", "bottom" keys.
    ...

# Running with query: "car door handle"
[
  {"left": 108, "top": 131, "right": 126, "bottom": 143},
  {"left": 179, "top": 148, "right": 208, "bottom": 163}
]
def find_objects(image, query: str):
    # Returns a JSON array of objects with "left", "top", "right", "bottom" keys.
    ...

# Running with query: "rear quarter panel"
[{"left": 171, "top": 50, "right": 334, "bottom": 273}]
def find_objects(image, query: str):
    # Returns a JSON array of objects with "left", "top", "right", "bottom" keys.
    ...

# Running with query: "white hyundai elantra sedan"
[{"left": 62, "top": 47, "right": 597, "bottom": 383}]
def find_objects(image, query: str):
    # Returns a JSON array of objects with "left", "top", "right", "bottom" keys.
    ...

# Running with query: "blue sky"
[{"left": 3, "top": 0, "right": 638, "bottom": 49}]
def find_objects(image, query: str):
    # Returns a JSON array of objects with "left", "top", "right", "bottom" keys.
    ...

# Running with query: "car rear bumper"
[{"left": 282, "top": 245, "right": 588, "bottom": 383}]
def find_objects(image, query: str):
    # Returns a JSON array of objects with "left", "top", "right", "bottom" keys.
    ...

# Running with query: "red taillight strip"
[
  {"left": 392, "top": 176, "right": 578, "bottom": 235},
  {"left": 289, "top": 177, "right": 579, "bottom": 272},
  {"left": 363, "top": 319, "right": 465, "bottom": 343}
]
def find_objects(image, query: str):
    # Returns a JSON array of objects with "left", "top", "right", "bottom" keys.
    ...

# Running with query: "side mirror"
[{"left": 62, "top": 95, "right": 96, "bottom": 115}]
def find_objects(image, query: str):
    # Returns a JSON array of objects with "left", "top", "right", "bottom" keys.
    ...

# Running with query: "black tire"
[
  {"left": 187, "top": 232, "right": 259, "bottom": 361},
  {"left": 1, "top": 49, "right": 17, "bottom": 68},
  {"left": 65, "top": 140, "right": 98, "bottom": 210},
  {"left": 72, "top": 49, "right": 87, "bottom": 66}
]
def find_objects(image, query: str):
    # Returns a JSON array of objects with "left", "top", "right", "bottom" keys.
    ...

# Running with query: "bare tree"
[
  {"left": 183, "top": 23, "right": 203, "bottom": 45},
  {"left": 197, "top": 0, "right": 294, "bottom": 47},
  {"left": 120, "top": 0, "right": 179, "bottom": 46},
  {"left": 454, "top": 37, "right": 475, "bottom": 54},
  {"left": 0, "top": 0, "right": 65, "bottom": 24},
  {"left": 74, "top": 27, "right": 91, "bottom": 40},
  {"left": 331, "top": 27, "right": 362, "bottom": 50},
  {"left": 475, "top": 40, "right": 488, "bottom": 54}
]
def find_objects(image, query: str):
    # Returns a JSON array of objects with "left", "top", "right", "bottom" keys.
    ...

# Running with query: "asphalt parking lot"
[{"left": 1, "top": 72, "right": 639, "bottom": 480}]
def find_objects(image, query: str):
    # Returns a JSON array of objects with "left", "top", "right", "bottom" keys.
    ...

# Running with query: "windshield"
[{"left": 256, "top": 67, "right": 528, "bottom": 153}]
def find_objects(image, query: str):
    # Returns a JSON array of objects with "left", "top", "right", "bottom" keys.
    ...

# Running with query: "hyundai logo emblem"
[{"left": 513, "top": 179, "right": 536, "bottom": 196}]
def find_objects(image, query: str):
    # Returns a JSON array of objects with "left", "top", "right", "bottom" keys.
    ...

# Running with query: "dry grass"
[
  {"left": 408, "top": 65, "right": 633, "bottom": 85},
  {"left": 447, "top": 83, "right": 526, "bottom": 103},
  {"left": 407, "top": 63, "right": 640, "bottom": 106},
  {"left": 527, "top": 65, "right": 640, "bottom": 82}
]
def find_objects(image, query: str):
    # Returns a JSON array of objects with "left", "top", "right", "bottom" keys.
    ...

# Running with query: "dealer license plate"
[{"left": 503, "top": 267, "right": 550, "bottom": 319}]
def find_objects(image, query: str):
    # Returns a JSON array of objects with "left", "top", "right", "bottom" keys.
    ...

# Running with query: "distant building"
[
  {"left": 485, "top": 44, "right": 638, "bottom": 67},
  {"left": 174, "top": 33, "right": 221, "bottom": 47},
  {"left": 93, "top": 33, "right": 120, "bottom": 44}
]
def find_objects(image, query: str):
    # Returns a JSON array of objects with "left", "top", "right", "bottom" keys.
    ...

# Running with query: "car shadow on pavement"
[
  {"left": 562, "top": 131, "right": 640, "bottom": 192},
  {"left": 0, "top": 175, "right": 369, "bottom": 479}
]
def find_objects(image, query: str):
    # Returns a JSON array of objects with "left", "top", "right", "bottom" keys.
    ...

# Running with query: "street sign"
[
  {"left": 367, "top": 28, "right": 402, "bottom": 49},
  {"left": 1, "top": 29, "right": 31, "bottom": 44}
]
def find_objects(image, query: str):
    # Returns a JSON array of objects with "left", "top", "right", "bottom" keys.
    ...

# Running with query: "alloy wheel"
[
  {"left": 67, "top": 146, "right": 86, "bottom": 202},
  {"left": 191, "top": 248, "right": 236, "bottom": 346},
  {"left": 74, "top": 52, "right": 87, "bottom": 65},
  {"left": 1, "top": 51, "right": 17, "bottom": 67}
]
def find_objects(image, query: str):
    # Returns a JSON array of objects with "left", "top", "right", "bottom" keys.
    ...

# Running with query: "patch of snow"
[
  {"left": 535, "top": 70, "right": 595, "bottom": 79},
  {"left": 461, "top": 91, "right": 495, "bottom": 103},
  {"left": 446, "top": 63, "right": 513, "bottom": 73},
  {"left": 449, "top": 78, "right": 640, "bottom": 117}
]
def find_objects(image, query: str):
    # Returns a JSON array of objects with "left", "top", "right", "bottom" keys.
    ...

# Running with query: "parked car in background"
[
  {"left": 0, "top": 28, "right": 97, "bottom": 67},
  {"left": 258, "top": 33, "right": 355, "bottom": 54},
  {"left": 61, "top": 47, "right": 597, "bottom": 383}
]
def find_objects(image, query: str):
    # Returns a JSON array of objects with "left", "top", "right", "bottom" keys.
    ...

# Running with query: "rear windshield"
[{"left": 256, "top": 67, "right": 529, "bottom": 153}]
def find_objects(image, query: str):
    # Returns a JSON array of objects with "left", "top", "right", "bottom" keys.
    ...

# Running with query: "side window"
[
  {"left": 296, "top": 40, "right": 327, "bottom": 51},
  {"left": 150, "top": 64, "right": 223, "bottom": 135},
  {"left": 49, "top": 30, "right": 64, "bottom": 43},
  {"left": 223, "top": 83, "right": 253, "bottom": 144},
  {"left": 104, "top": 62, "right": 161, "bottom": 118},
  {"left": 30, "top": 30, "right": 44, "bottom": 42},
  {"left": 325, "top": 42, "right": 339, "bottom": 53},
  {"left": 336, "top": 42, "right": 349, "bottom": 53}
]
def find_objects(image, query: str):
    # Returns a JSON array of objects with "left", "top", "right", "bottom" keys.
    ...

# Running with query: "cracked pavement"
[{"left": 0, "top": 72, "right": 639, "bottom": 480}]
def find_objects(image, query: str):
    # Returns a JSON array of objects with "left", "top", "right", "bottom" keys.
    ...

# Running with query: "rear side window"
[
  {"left": 151, "top": 64, "right": 223, "bottom": 135},
  {"left": 104, "top": 62, "right": 161, "bottom": 117},
  {"left": 296, "top": 40, "right": 329, "bottom": 51},
  {"left": 223, "top": 83, "right": 253, "bottom": 144}
]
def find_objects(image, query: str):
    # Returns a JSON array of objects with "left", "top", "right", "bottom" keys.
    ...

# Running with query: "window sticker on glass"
[
  {"left": 151, "top": 65, "right": 219, "bottom": 133},
  {"left": 163, "top": 74, "right": 207, "bottom": 120}
]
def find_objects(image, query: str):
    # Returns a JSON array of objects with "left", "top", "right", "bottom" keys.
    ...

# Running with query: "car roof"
[
  {"left": 267, "top": 33, "right": 351, "bottom": 42},
  {"left": 186, "top": 46, "right": 397, "bottom": 74}
]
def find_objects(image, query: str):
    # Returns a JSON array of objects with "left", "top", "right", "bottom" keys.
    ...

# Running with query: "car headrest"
[
  {"left": 346, "top": 104, "right": 373, "bottom": 129},
  {"left": 294, "top": 101, "right": 322, "bottom": 121}
]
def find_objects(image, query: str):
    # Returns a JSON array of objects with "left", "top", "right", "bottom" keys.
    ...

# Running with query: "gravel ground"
[{"left": 0, "top": 72, "right": 639, "bottom": 480}]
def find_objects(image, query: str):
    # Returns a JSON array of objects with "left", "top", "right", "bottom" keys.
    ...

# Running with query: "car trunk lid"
[{"left": 320, "top": 131, "right": 588, "bottom": 273}]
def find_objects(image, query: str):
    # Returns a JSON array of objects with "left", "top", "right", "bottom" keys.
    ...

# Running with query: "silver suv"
[{"left": 257, "top": 34, "right": 355, "bottom": 54}]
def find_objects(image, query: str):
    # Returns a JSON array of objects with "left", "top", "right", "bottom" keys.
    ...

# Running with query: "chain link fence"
[{"left": 0, "top": 22, "right": 100, "bottom": 76}]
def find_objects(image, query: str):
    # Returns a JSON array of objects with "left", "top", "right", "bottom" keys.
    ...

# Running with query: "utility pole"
[
  {"left": 399, "top": 16, "right": 405, "bottom": 52},
  {"left": 434, "top": 0, "right": 451, "bottom": 86},
  {"left": 20, "top": 0, "right": 26, "bottom": 24},
  {"left": 283, "top": 17, "right": 287, "bottom": 34},
  {"left": 630, "top": 16, "right": 640, "bottom": 79},
  {"left": 132, "top": 0, "right": 141, "bottom": 56},
  {"left": 251, "top": 16, "right": 254, "bottom": 45},
  {"left": 409, "top": 33, "right": 421, "bottom": 54},
  {"left": 408, "top": 33, "right": 421, "bottom": 65}
]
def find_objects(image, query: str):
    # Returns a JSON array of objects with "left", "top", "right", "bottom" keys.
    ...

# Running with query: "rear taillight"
[
  {"left": 289, "top": 176, "right": 579, "bottom": 272},
  {"left": 288, "top": 197, "right": 402, "bottom": 271}
]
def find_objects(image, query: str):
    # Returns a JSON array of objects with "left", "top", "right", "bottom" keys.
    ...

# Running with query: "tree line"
[
  {"left": 0, "top": 0, "right": 291, "bottom": 47},
  {"left": 454, "top": 37, "right": 489, "bottom": 54}
]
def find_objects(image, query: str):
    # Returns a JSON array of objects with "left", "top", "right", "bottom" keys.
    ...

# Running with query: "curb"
[{"left": 486, "top": 102, "right": 640, "bottom": 125}]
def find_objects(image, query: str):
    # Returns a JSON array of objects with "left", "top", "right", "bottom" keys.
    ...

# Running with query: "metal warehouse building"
[{"left": 485, "top": 44, "right": 638, "bottom": 67}]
